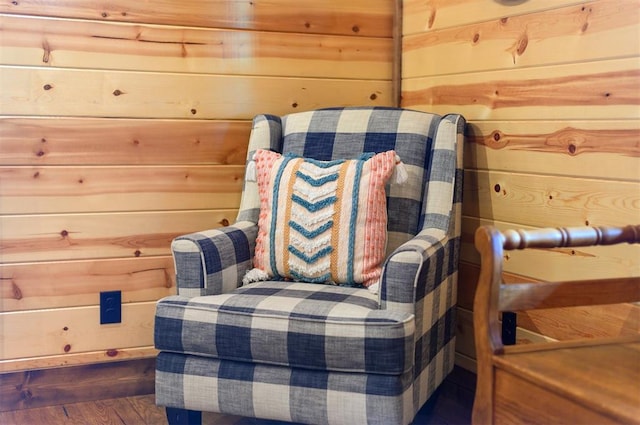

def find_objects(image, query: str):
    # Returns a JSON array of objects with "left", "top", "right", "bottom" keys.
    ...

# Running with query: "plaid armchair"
[{"left": 154, "top": 107, "right": 465, "bottom": 425}]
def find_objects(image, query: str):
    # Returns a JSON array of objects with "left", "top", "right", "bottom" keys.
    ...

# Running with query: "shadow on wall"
[
  {"left": 462, "top": 122, "right": 492, "bottom": 240},
  {"left": 493, "top": 0, "right": 530, "bottom": 5}
]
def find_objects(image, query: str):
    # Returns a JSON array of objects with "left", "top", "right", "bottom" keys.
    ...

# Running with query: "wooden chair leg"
[{"left": 166, "top": 407, "right": 202, "bottom": 425}]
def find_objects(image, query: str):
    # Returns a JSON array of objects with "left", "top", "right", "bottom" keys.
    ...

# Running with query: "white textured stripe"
[
  {"left": 291, "top": 208, "right": 334, "bottom": 227},
  {"left": 291, "top": 182, "right": 336, "bottom": 201},
  {"left": 289, "top": 234, "right": 331, "bottom": 253},
  {"left": 299, "top": 161, "right": 342, "bottom": 175},
  {"left": 289, "top": 258, "right": 332, "bottom": 276}
]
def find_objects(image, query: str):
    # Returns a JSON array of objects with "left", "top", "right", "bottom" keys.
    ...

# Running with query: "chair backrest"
[{"left": 237, "top": 107, "right": 464, "bottom": 254}]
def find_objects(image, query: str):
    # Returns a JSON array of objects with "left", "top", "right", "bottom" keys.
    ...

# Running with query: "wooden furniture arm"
[
  {"left": 500, "top": 224, "right": 640, "bottom": 250},
  {"left": 498, "top": 277, "right": 640, "bottom": 311},
  {"left": 472, "top": 224, "right": 640, "bottom": 425}
]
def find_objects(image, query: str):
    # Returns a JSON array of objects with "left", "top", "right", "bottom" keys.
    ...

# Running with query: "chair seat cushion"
[{"left": 155, "top": 281, "right": 415, "bottom": 375}]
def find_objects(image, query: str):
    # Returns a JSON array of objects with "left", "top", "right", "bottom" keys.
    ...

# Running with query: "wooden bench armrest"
[{"left": 472, "top": 224, "right": 640, "bottom": 424}]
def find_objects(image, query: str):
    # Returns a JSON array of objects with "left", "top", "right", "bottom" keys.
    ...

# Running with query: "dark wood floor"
[{"left": 0, "top": 367, "right": 476, "bottom": 425}]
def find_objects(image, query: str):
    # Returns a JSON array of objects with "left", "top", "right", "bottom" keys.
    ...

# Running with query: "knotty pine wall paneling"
[
  {"left": 0, "top": 0, "right": 395, "bottom": 378},
  {"left": 401, "top": 0, "right": 640, "bottom": 371}
]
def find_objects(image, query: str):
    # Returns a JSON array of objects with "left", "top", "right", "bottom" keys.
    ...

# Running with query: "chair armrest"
[
  {"left": 381, "top": 228, "right": 458, "bottom": 313},
  {"left": 171, "top": 220, "right": 258, "bottom": 297}
]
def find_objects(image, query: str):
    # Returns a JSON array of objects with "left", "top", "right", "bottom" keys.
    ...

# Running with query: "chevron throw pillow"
[{"left": 247, "top": 149, "right": 402, "bottom": 287}]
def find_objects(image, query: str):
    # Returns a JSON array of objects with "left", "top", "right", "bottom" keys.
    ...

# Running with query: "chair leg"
[{"left": 166, "top": 407, "right": 202, "bottom": 425}]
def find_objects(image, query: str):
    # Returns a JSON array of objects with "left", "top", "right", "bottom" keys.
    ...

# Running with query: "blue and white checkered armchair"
[{"left": 154, "top": 107, "right": 465, "bottom": 425}]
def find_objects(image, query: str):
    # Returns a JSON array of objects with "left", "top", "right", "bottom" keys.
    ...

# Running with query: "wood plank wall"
[
  {"left": 401, "top": 0, "right": 640, "bottom": 370},
  {"left": 0, "top": 0, "right": 394, "bottom": 374}
]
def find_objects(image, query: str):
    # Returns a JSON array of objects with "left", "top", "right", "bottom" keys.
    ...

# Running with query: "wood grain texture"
[
  {"left": 472, "top": 225, "right": 640, "bottom": 424},
  {"left": 461, "top": 217, "right": 640, "bottom": 282},
  {"left": 493, "top": 366, "right": 629, "bottom": 425},
  {"left": 0, "top": 210, "right": 237, "bottom": 263},
  {"left": 455, "top": 307, "right": 553, "bottom": 362},
  {"left": 0, "top": 117, "right": 251, "bottom": 166},
  {"left": 402, "top": 0, "right": 587, "bottom": 35},
  {"left": 519, "top": 304, "right": 640, "bottom": 341},
  {"left": 0, "top": 15, "right": 392, "bottom": 80},
  {"left": 499, "top": 277, "right": 640, "bottom": 311},
  {"left": 402, "top": 0, "right": 640, "bottom": 370},
  {"left": 0, "top": 0, "right": 394, "bottom": 37},
  {"left": 1, "top": 257, "right": 175, "bottom": 312},
  {"left": 403, "top": 0, "right": 640, "bottom": 78},
  {"left": 462, "top": 169, "right": 640, "bottom": 228},
  {"left": 0, "top": 302, "right": 156, "bottom": 360},
  {"left": 1, "top": 0, "right": 396, "bottom": 374},
  {"left": 465, "top": 120, "right": 640, "bottom": 181},
  {"left": 0, "top": 358, "right": 155, "bottom": 411},
  {"left": 0, "top": 347, "right": 158, "bottom": 373},
  {"left": 458, "top": 261, "right": 640, "bottom": 342},
  {"left": 1, "top": 66, "right": 390, "bottom": 119},
  {"left": 403, "top": 58, "right": 640, "bottom": 120},
  {"left": 0, "top": 165, "right": 244, "bottom": 213}
]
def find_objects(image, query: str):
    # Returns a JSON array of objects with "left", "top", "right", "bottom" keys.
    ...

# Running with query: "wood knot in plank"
[
  {"left": 427, "top": 9, "right": 436, "bottom": 29},
  {"left": 20, "top": 389, "right": 33, "bottom": 401},
  {"left": 485, "top": 130, "right": 507, "bottom": 149},
  {"left": 42, "top": 40, "right": 51, "bottom": 63},
  {"left": 508, "top": 32, "right": 528, "bottom": 64},
  {"left": 516, "top": 33, "right": 528, "bottom": 56},
  {"left": 12, "top": 282, "right": 23, "bottom": 300}
]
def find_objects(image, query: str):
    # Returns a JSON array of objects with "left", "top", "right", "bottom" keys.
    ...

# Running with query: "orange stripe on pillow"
[{"left": 330, "top": 161, "right": 350, "bottom": 282}]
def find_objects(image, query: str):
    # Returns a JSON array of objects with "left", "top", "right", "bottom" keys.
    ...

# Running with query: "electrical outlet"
[{"left": 100, "top": 290, "right": 121, "bottom": 324}]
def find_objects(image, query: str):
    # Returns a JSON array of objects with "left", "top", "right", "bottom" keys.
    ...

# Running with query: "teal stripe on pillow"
[
  {"left": 347, "top": 158, "right": 365, "bottom": 284},
  {"left": 268, "top": 155, "right": 295, "bottom": 278}
]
